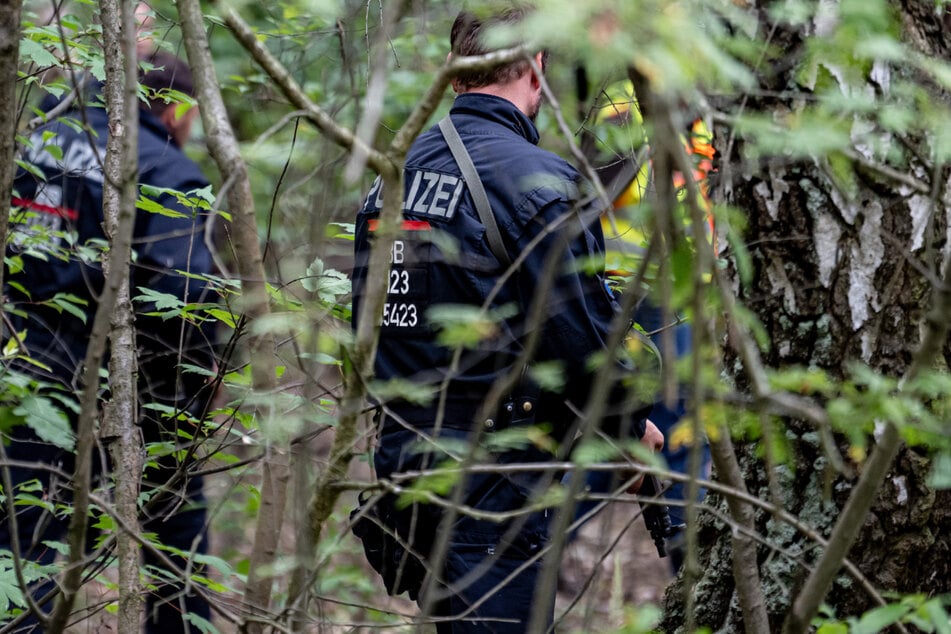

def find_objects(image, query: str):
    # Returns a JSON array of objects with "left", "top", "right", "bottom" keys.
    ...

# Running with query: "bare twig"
[{"left": 629, "top": 66, "right": 771, "bottom": 634}]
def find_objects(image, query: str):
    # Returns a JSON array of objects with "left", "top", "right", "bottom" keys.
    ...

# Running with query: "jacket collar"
[
  {"left": 450, "top": 93, "right": 540, "bottom": 145},
  {"left": 139, "top": 107, "right": 180, "bottom": 148}
]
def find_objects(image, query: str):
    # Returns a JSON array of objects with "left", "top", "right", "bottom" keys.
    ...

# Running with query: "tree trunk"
[
  {"left": 662, "top": 2, "right": 951, "bottom": 630},
  {"left": 0, "top": 0, "right": 21, "bottom": 293},
  {"left": 47, "top": 0, "right": 142, "bottom": 628},
  {"left": 176, "top": 2, "right": 287, "bottom": 629},
  {"left": 98, "top": 0, "right": 143, "bottom": 631}
]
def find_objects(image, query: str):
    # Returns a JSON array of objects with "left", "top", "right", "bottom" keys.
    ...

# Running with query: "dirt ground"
[{"left": 555, "top": 503, "right": 674, "bottom": 632}]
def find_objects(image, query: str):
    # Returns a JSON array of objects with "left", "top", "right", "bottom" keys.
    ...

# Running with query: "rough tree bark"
[
  {"left": 46, "top": 2, "right": 143, "bottom": 630},
  {"left": 97, "top": 0, "right": 143, "bottom": 631},
  {"left": 662, "top": 1, "right": 951, "bottom": 631},
  {"left": 0, "top": 0, "right": 21, "bottom": 293}
]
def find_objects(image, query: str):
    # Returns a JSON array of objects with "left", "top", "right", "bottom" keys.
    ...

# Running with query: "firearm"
[{"left": 638, "top": 474, "right": 682, "bottom": 558}]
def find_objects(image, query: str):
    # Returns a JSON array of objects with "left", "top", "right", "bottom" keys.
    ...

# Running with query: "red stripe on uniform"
[
  {"left": 12, "top": 197, "right": 79, "bottom": 221},
  {"left": 367, "top": 219, "right": 432, "bottom": 231}
]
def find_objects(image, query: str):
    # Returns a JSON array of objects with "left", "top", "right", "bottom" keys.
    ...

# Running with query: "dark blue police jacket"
[
  {"left": 352, "top": 93, "right": 648, "bottom": 439},
  {"left": 7, "top": 100, "right": 216, "bottom": 409}
]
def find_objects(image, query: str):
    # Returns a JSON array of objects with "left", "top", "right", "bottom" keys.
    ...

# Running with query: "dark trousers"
[
  {"left": 0, "top": 423, "right": 210, "bottom": 633},
  {"left": 375, "top": 427, "right": 553, "bottom": 633}
]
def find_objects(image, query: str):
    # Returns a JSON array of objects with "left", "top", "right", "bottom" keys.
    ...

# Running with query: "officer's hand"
[{"left": 626, "top": 419, "right": 664, "bottom": 494}]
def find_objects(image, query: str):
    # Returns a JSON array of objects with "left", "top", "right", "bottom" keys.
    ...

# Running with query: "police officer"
[
  {"left": 351, "top": 8, "right": 663, "bottom": 632},
  {"left": 3, "top": 51, "right": 217, "bottom": 632}
]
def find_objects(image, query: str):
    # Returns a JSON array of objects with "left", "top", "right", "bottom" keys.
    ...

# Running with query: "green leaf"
[
  {"left": 0, "top": 564, "right": 26, "bottom": 614},
  {"left": 191, "top": 553, "right": 237, "bottom": 578},
  {"left": 526, "top": 361, "right": 566, "bottom": 393},
  {"left": 851, "top": 603, "right": 910, "bottom": 634},
  {"left": 403, "top": 460, "right": 460, "bottom": 505},
  {"left": 43, "top": 144, "right": 64, "bottom": 161},
  {"left": 928, "top": 453, "right": 951, "bottom": 490},
  {"left": 134, "top": 287, "right": 185, "bottom": 312},
  {"left": 14, "top": 159, "right": 45, "bottom": 181},
  {"left": 428, "top": 303, "right": 519, "bottom": 349},
  {"left": 136, "top": 195, "right": 187, "bottom": 218},
  {"left": 572, "top": 439, "right": 620, "bottom": 466},
  {"left": 6, "top": 279, "right": 28, "bottom": 296},
  {"left": 921, "top": 598, "right": 951, "bottom": 634},
  {"left": 12, "top": 492, "right": 55, "bottom": 514},
  {"left": 367, "top": 378, "right": 435, "bottom": 407},
  {"left": 50, "top": 293, "right": 89, "bottom": 324},
  {"left": 13, "top": 395, "right": 74, "bottom": 451},
  {"left": 326, "top": 222, "right": 354, "bottom": 240},
  {"left": 2, "top": 335, "right": 21, "bottom": 359},
  {"left": 139, "top": 184, "right": 212, "bottom": 214},
  {"left": 19, "top": 38, "right": 59, "bottom": 68},
  {"left": 211, "top": 308, "right": 239, "bottom": 329},
  {"left": 41, "top": 541, "right": 70, "bottom": 556},
  {"left": 302, "top": 257, "right": 351, "bottom": 303}
]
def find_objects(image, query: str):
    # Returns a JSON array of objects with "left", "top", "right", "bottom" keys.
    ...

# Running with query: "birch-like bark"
[
  {"left": 782, "top": 179, "right": 951, "bottom": 633},
  {"left": 175, "top": 1, "right": 285, "bottom": 629},
  {"left": 97, "top": 0, "right": 143, "bottom": 631}
]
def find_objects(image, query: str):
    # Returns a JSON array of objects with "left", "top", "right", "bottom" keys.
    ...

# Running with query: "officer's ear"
[
  {"left": 447, "top": 52, "right": 463, "bottom": 93},
  {"left": 160, "top": 105, "right": 199, "bottom": 147},
  {"left": 529, "top": 51, "right": 544, "bottom": 90}
]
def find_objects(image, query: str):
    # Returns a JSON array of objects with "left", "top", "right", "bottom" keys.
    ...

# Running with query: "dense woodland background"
[{"left": 2, "top": 0, "right": 951, "bottom": 632}]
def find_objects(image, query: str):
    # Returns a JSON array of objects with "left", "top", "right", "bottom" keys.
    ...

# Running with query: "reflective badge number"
[
  {"left": 388, "top": 269, "right": 410, "bottom": 295},
  {"left": 381, "top": 302, "right": 418, "bottom": 328},
  {"left": 369, "top": 220, "right": 431, "bottom": 334}
]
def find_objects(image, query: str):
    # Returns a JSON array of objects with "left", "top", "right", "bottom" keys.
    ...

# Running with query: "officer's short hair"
[
  {"left": 450, "top": 7, "right": 548, "bottom": 91},
  {"left": 139, "top": 50, "right": 194, "bottom": 116}
]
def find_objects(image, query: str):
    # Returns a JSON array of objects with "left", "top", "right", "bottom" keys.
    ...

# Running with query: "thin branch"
[
  {"left": 391, "top": 45, "right": 530, "bottom": 157},
  {"left": 355, "top": 459, "right": 898, "bottom": 613},
  {"left": 218, "top": 3, "right": 387, "bottom": 172},
  {"left": 629, "top": 66, "right": 771, "bottom": 634}
]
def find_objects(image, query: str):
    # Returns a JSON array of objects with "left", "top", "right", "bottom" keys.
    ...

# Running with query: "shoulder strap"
[{"left": 438, "top": 116, "right": 512, "bottom": 268}]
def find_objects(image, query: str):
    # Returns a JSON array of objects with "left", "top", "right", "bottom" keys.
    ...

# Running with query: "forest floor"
[{"left": 555, "top": 505, "right": 673, "bottom": 632}]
